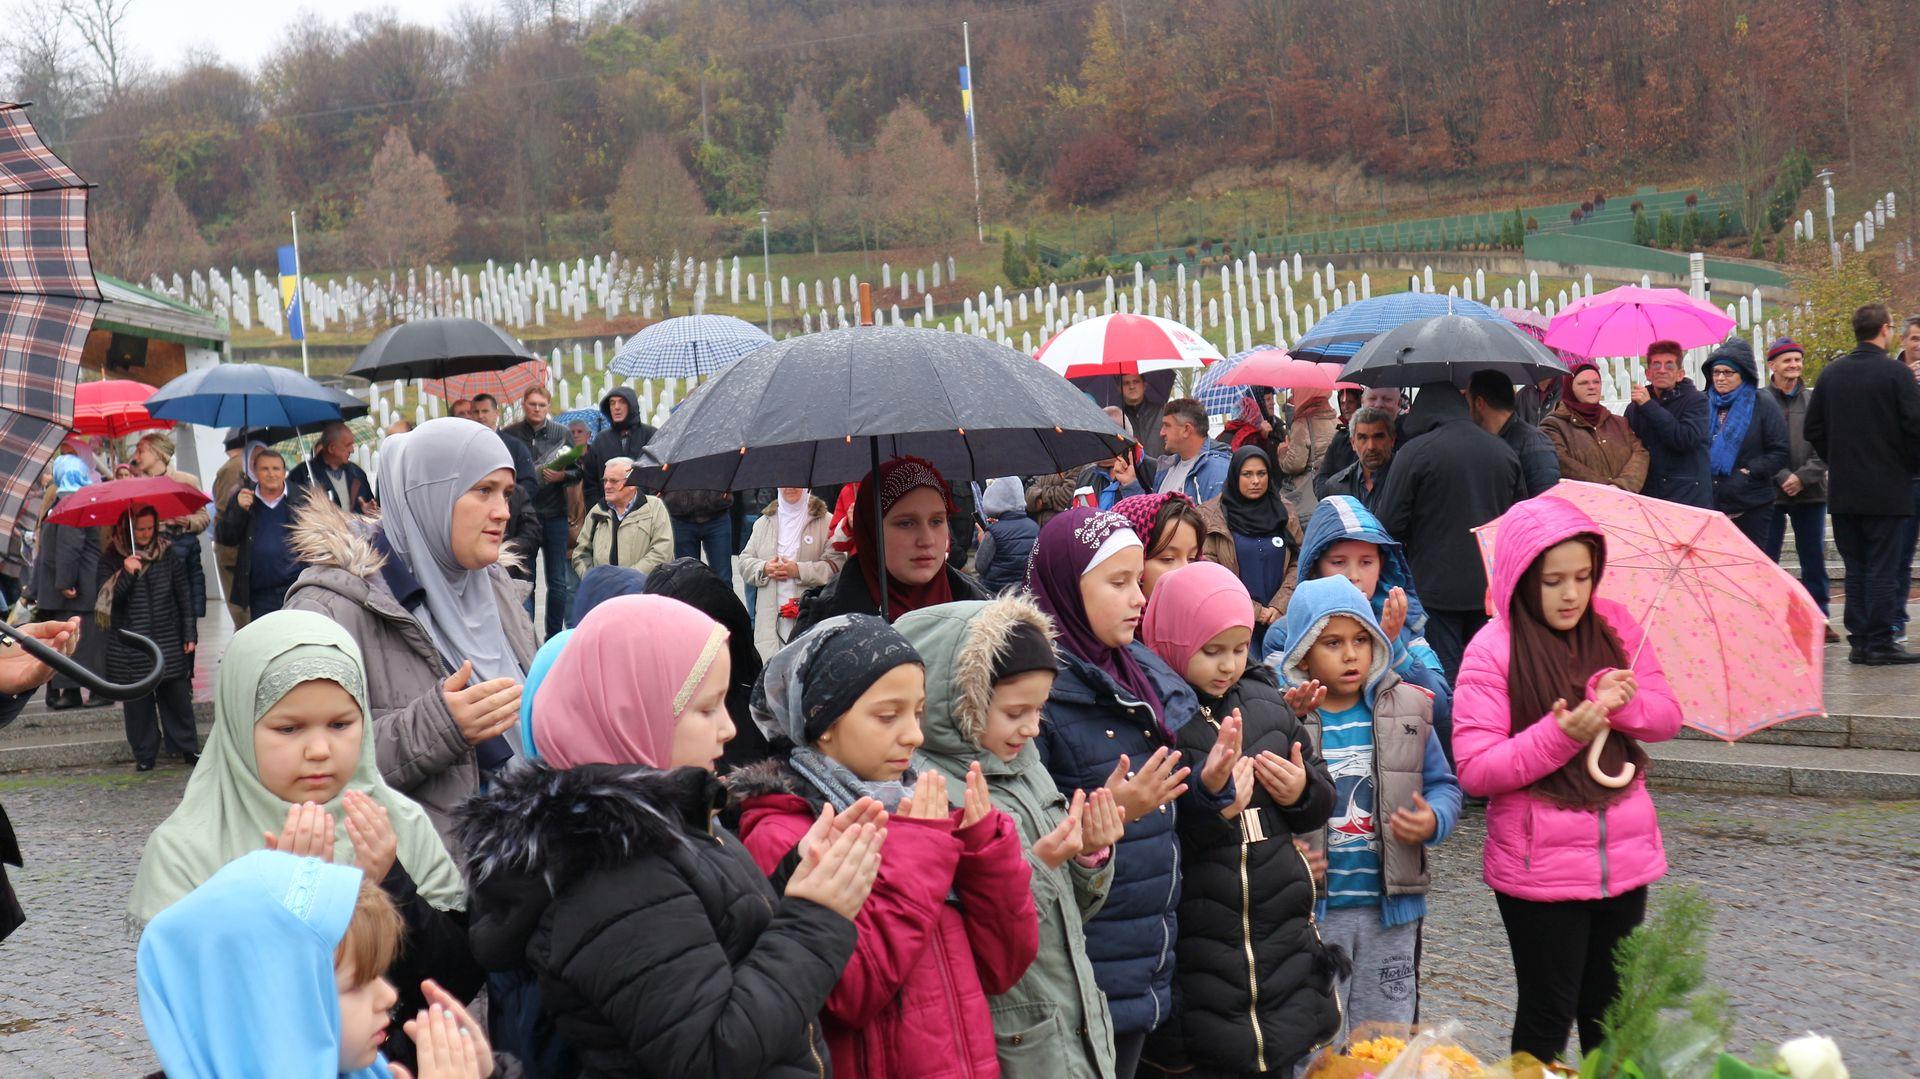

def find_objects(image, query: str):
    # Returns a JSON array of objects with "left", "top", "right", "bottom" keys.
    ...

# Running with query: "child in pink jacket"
[
  {"left": 1452, "top": 496, "right": 1684, "bottom": 1066},
  {"left": 733, "top": 614, "right": 1040, "bottom": 1079}
]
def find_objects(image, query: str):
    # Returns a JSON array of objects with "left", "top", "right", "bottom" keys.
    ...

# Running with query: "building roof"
[{"left": 93, "top": 273, "right": 229, "bottom": 351}]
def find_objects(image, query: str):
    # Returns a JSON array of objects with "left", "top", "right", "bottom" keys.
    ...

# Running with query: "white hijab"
[
  {"left": 774, "top": 489, "right": 810, "bottom": 605},
  {"left": 377, "top": 418, "right": 524, "bottom": 683}
]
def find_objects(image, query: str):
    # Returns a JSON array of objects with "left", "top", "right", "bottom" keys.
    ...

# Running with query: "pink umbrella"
[
  {"left": 1034, "top": 312, "right": 1223, "bottom": 379},
  {"left": 1498, "top": 306, "right": 1550, "bottom": 334},
  {"left": 1543, "top": 286, "right": 1735, "bottom": 359},
  {"left": 1218, "top": 349, "right": 1338, "bottom": 393},
  {"left": 421, "top": 359, "right": 550, "bottom": 403},
  {"left": 1318, "top": 362, "right": 1365, "bottom": 391},
  {"left": 1472, "top": 480, "right": 1825, "bottom": 744}
]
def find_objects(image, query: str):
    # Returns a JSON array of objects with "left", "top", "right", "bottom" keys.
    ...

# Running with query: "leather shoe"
[{"left": 1851, "top": 645, "right": 1920, "bottom": 666}]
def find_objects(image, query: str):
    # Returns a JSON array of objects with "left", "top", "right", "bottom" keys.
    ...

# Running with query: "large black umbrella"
[
  {"left": 636, "top": 326, "right": 1131, "bottom": 491},
  {"left": 346, "top": 317, "right": 530, "bottom": 382},
  {"left": 1337, "top": 313, "right": 1570, "bottom": 388}
]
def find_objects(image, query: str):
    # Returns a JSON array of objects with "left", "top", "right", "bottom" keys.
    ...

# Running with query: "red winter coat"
[{"left": 736, "top": 768, "right": 1040, "bottom": 1079}]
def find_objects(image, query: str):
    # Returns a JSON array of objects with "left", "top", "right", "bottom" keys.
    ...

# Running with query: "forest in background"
[{"left": 8, "top": 0, "right": 1920, "bottom": 284}]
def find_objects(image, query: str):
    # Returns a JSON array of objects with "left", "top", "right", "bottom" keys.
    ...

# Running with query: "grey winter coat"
[
  {"left": 1765, "top": 380, "right": 1829, "bottom": 505},
  {"left": 282, "top": 499, "right": 536, "bottom": 856}
]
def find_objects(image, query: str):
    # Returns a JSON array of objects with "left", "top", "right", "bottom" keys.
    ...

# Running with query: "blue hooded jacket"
[
  {"left": 1271, "top": 576, "right": 1462, "bottom": 928},
  {"left": 1264, "top": 498, "right": 1444, "bottom": 673}
]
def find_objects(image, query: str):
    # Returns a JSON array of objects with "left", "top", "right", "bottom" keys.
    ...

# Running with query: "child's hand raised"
[
  {"left": 1293, "top": 837, "right": 1327, "bottom": 885},
  {"left": 1387, "top": 792, "right": 1438, "bottom": 844},
  {"left": 959, "top": 762, "right": 994, "bottom": 829},
  {"left": 1032, "top": 789, "right": 1085, "bottom": 870},
  {"left": 1379, "top": 587, "right": 1409, "bottom": 643},
  {"left": 899, "top": 771, "right": 950, "bottom": 820},
  {"left": 1219, "top": 758, "right": 1257, "bottom": 821},
  {"left": 1078, "top": 788, "right": 1125, "bottom": 853},
  {"left": 786, "top": 818, "right": 884, "bottom": 921},
  {"left": 394, "top": 1000, "right": 492, "bottom": 1079},
  {"left": 1283, "top": 679, "right": 1327, "bottom": 717},
  {"left": 342, "top": 791, "right": 397, "bottom": 884},
  {"left": 1552, "top": 697, "right": 1610, "bottom": 742},
  {"left": 263, "top": 802, "right": 334, "bottom": 860},
  {"left": 1103, "top": 747, "right": 1190, "bottom": 823},
  {"left": 1253, "top": 742, "right": 1310, "bottom": 806},
  {"left": 1592, "top": 668, "right": 1638, "bottom": 713},
  {"left": 1198, "top": 710, "right": 1244, "bottom": 795}
]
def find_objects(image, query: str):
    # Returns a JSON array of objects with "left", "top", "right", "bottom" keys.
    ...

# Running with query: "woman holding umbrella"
[
  {"left": 795, "top": 456, "right": 989, "bottom": 630},
  {"left": 1274, "top": 390, "right": 1338, "bottom": 524},
  {"left": 99, "top": 507, "right": 198, "bottom": 770},
  {"left": 129, "top": 432, "right": 211, "bottom": 620},
  {"left": 283, "top": 418, "right": 537, "bottom": 855}
]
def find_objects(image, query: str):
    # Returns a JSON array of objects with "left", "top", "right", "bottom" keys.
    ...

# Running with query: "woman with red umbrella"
[{"left": 98, "top": 507, "right": 198, "bottom": 770}]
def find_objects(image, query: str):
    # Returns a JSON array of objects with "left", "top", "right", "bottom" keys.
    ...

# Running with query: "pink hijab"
[
  {"left": 1141, "top": 561, "right": 1255, "bottom": 675},
  {"left": 533, "top": 595, "right": 729, "bottom": 769}
]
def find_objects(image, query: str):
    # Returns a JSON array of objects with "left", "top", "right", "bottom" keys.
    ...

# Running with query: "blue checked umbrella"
[
  {"left": 556, "top": 407, "right": 608, "bottom": 437},
  {"left": 611, "top": 314, "right": 772, "bottom": 379},
  {"left": 1193, "top": 349, "right": 1268, "bottom": 416},
  {"left": 1290, "top": 293, "right": 1505, "bottom": 362}
]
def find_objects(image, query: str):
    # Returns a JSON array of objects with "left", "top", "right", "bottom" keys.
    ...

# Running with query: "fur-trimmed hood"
[
  {"left": 893, "top": 595, "right": 1056, "bottom": 768},
  {"left": 724, "top": 757, "right": 815, "bottom": 806},
  {"left": 759, "top": 495, "right": 828, "bottom": 519}
]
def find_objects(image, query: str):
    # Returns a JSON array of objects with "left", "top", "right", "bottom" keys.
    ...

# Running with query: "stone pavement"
[{"left": 0, "top": 765, "right": 1913, "bottom": 1076}]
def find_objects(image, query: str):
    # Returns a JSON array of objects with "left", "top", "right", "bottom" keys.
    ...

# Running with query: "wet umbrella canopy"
[
  {"left": 635, "top": 325, "right": 1132, "bottom": 491},
  {"left": 1337, "top": 313, "right": 1570, "bottom": 388},
  {"left": 346, "top": 317, "right": 531, "bottom": 382}
]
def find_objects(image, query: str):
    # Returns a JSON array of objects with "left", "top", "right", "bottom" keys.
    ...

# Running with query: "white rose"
[{"left": 1777, "top": 1034, "right": 1849, "bottom": 1079}]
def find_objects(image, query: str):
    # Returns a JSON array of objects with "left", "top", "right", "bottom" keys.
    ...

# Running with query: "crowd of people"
[{"left": 2, "top": 302, "right": 1915, "bottom": 1078}]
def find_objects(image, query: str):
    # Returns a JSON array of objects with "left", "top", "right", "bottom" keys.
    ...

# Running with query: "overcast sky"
[{"left": 123, "top": 0, "right": 474, "bottom": 72}]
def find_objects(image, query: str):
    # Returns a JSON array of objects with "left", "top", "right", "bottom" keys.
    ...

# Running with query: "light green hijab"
[{"left": 128, "top": 610, "right": 466, "bottom": 930}]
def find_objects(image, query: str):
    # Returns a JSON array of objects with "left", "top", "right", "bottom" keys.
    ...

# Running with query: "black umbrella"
[
  {"left": 1337, "top": 313, "right": 1571, "bottom": 388},
  {"left": 634, "top": 326, "right": 1133, "bottom": 616},
  {"left": 346, "top": 317, "right": 530, "bottom": 382}
]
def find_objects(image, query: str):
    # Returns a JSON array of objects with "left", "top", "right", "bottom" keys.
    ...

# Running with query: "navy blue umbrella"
[
  {"left": 147, "top": 363, "right": 364, "bottom": 429},
  {"left": 1290, "top": 292, "right": 1507, "bottom": 362}
]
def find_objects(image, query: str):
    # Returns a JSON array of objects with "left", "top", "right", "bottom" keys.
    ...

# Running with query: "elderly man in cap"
[{"left": 1761, "top": 338, "right": 1836, "bottom": 642}]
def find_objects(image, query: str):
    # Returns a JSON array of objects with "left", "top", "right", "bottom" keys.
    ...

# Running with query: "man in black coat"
[
  {"left": 502, "top": 387, "right": 577, "bottom": 638},
  {"left": 1804, "top": 303, "right": 1920, "bottom": 665},
  {"left": 286, "top": 422, "right": 377, "bottom": 515},
  {"left": 1625, "top": 341, "right": 1713, "bottom": 507},
  {"left": 1376, "top": 381, "right": 1527, "bottom": 689},
  {"left": 1316, "top": 405, "right": 1396, "bottom": 509},
  {"left": 579, "top": 387, "right": 656, "bottom": 511},
  {"left": 1468, "top": 370, "right": 1561, "bottom": 497}
]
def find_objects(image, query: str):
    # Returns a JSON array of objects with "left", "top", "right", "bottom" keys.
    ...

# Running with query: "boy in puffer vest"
[{"left": 1270, "top": 575, "right": 1462, "bottom": 1033}]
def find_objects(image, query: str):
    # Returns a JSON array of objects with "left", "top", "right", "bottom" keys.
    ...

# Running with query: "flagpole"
[
  {"left": 289, "top": 211, "right": 311, "bottom": 378},
  {"left": 962, "top": 22, "right": 983, "bottom": 244}
]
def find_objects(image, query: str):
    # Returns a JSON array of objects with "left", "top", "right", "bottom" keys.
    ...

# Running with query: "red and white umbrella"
[{"left": 1034, "top": 313, "right": 1222, "bottom": 379}]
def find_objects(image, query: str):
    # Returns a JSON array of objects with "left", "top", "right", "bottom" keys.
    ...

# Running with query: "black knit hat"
[{"left": 991, "top": 619, "right": 1059, "bottom": 684}]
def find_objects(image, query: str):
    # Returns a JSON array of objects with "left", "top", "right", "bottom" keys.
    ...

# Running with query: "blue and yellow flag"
[
  {"left": 958, "top": 65, "right": 975, "bottom": 140},
  {"left": 277, "top": 244, "right": 305, "bottom": 341}
]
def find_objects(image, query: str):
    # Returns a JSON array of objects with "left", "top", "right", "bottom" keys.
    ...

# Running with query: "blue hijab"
[
  {"left": 518, "top": 628, "right": 572, "bottom": 762},
  {"left": 567, "top": 564, "right": 647, "bottom": 628},
  {"left": 52, "top": 454, "right": 92, "bottom": 495},
  {"left": 137, "top": 850, "right": 393, "bottom": 1079},
  {"left": 1705, "top": 344, "right": 1758, "bottom": 478}
]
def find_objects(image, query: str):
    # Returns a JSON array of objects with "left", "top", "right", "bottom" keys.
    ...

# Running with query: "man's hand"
[
  {"left": 0, "top": 618, "right": 78, "bottom": 695},
  {"left": 539, "top": 468, "right": 566, "bottom": 484},
  {"left": 237, "top": 489, "right": 255, "bottom": 511},
  {"left": 1780, "top": 474, "right": 1803, "bottom": 497},
  {"left": 1629, "top": 382, "right": 1651, "bottom": 407}
]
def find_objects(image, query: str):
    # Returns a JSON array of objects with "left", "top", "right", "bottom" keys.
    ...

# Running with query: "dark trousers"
[
  {"left": 672, "top": 515, "right": 733, "bottom": 581},
  {"left": 123, "top": 674, "right": 196, "bottom": 766},
  {"left": 1896, "top": 478, "right": 1920, "bottom": 631},
  {"left": 43, "top": 607, "right": 107, "bottom": 695},
  {"left": 1832, "top": 513, "right": 1908, "bottom": 650},
  {"left": 1727, "top": 503, "right": 1774, "bottom": 551},
  {"left": 527, "top": 514, "right": 574, "bottom": 640},
  {"left": 1113, "top": 1030, "right": 1148, "bottom": 1079},
  {"left": 1495, "top": 886, "right": 1648, "bottom": 1064},
  {"left": 1762, "top": 501, "right": 1831, "bottom": 612},
  {"left": 249, "top": 584, "right": 291, "bottom": 619}
]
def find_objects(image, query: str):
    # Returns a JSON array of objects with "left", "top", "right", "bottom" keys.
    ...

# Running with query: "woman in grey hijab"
[{"left": 283, "top": 417, "right": 537, "bottom": 852}]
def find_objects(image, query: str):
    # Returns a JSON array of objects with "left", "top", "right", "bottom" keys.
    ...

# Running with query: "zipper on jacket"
[
  {"left": 1597, "top": 808, "right": 1610, "bottom": 897},
  {"left": 1208, "top": 709, "right": 1268, "bottom": 1071},
  {"left": 1296, "top": 841, "right": 1342, "bottom": 1059},
  {"left": 806, "top": 1021, "right": 825, "bottom": 1079}
]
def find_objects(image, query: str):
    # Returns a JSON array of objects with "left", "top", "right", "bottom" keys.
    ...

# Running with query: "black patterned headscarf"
[{"left": 751, "top": 614, "right": 924, "bottom": 748}]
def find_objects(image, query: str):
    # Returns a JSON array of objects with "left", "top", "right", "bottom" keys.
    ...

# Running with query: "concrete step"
[
  {"left": 0, "top": 700, "right": 214, "bottom": 772},
  {"left": 1674, "top": 712, "right": 1920, "bottom": 752},
  {"left": 1646, "top": 739, "right": 1920, "bottom": 798}
]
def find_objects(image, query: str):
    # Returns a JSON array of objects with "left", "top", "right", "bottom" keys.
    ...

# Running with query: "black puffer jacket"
[
  {"left": 1143, "top": 664, "right": 1342, "bottom": 1075},
  {"left": 97, "top": 546, "right": 196, "bottom": 683},
  {"left": 579, "top": 387, "right": 656, "bottom": 495},
  {"left": 457, "top": 761, "right": 852, "bottom": 1079}
]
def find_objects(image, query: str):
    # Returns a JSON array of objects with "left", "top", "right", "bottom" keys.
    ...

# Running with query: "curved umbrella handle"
[
  {"left": 0, "top": 622, "right": 166, "bottom": 701},
  {"left": 1585, "top": 728, "right": 1636, "bottom": 789}
]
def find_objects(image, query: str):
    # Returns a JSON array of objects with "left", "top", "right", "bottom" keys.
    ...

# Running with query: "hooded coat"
[
  {"left": 1271, "top": 576, "right": 1462, "bottom": 929},
  {"left": 1700, "top": 341, "right": 1791, "bottom": 516},
  {"left": 896, "top": 597, "right": 1118, "bottom": 1079},
  {"left": 1142, "top": 660, "right": 1342, "bottom": 1075},
  {"left": 976, "top": 479, "right": 1041, "bottom": 596},
  {"left": 732, "top": 758, "right": 1041, "bottom": 1079},
  {"left": 579, "top": 387, "right": 657, "bottom": 500},
  {"left": 1624, "top": 376, "right": 1713, "bottom": 508},
  {"left": 458, "top": 763, "right": 850, "bottom": 1078},
  {"left": 282, "top": 497, "right": 536, "bottom": 854},
  {"left": 1374, "top": 385, "right": 1527, "bottom": 612},
  {"left": 1450, "top": 497, "right": 1685, "bottom": 903}
]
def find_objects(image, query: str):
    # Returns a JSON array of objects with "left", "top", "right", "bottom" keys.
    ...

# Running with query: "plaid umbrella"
[
  {"left": 611, "top": 314, "right": 771, "bottom": 379},
  {"left": 0, "top": 101, "right": 101, "bottom": 537},
  {"left": 556, "top": 406, "right": 608, "bottom": 438},
  {"left": 1193, "top": 349, "right": 1259, "bottom": 415},
  {"left": 421, "top": 359, "right": 550, "bottom": 402}
]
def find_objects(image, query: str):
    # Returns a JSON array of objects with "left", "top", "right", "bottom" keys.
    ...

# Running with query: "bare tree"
[
  {"left": 1, "top": 0, "right": 93, "bottom": 142},
  {"left": 765, "top": 89, "right": 851, "bottom": 256},
  {"left": 66, "top": 0, "right": 137, "bottom": 99}
]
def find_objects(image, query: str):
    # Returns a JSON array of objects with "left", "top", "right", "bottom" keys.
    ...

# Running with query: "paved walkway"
[{"left": 0, "top": 766, "right": 1912, "bottom": 1075}]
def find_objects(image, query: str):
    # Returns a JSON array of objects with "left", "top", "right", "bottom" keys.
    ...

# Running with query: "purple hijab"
[{"left": 1025, "top": 507, "right": 1164, "bottom": 724}]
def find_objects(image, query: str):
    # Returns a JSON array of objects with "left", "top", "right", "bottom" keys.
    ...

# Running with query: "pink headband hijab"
[
  {"left": 533, "top": 595, "right": 729, "bottom": 769},
  {"left": 1141, "top": 560, "right": 1255, "bottom": 675}
]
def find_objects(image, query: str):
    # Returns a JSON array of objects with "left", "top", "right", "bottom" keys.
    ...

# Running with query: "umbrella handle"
[
  {"left": 0, "top": 622, "right": 166, "bottom": 702},
  {"left": 1585, "top": 729, "right": 1636, "bottom": 789}
]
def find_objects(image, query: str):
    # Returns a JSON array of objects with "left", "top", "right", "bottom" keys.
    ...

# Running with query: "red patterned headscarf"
[{"left": 847, "top": 456, "right": 958, "bottom": 621}]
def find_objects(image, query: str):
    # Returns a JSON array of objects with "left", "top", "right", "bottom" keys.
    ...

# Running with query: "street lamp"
[
  {"left": 1818, "top": 168, "right": 1838, "bottom": 272},
  {"left": 758, "top": 209, "right": 773, "bottom": 335}
]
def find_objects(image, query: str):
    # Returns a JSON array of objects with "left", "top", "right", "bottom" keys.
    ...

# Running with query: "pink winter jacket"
[
  {"left": 1452, "top": 496, "right": 1685, "bottom": 903},
  {"left": 739, "top": 786, "right": 1040, "bottom": 1079}
]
